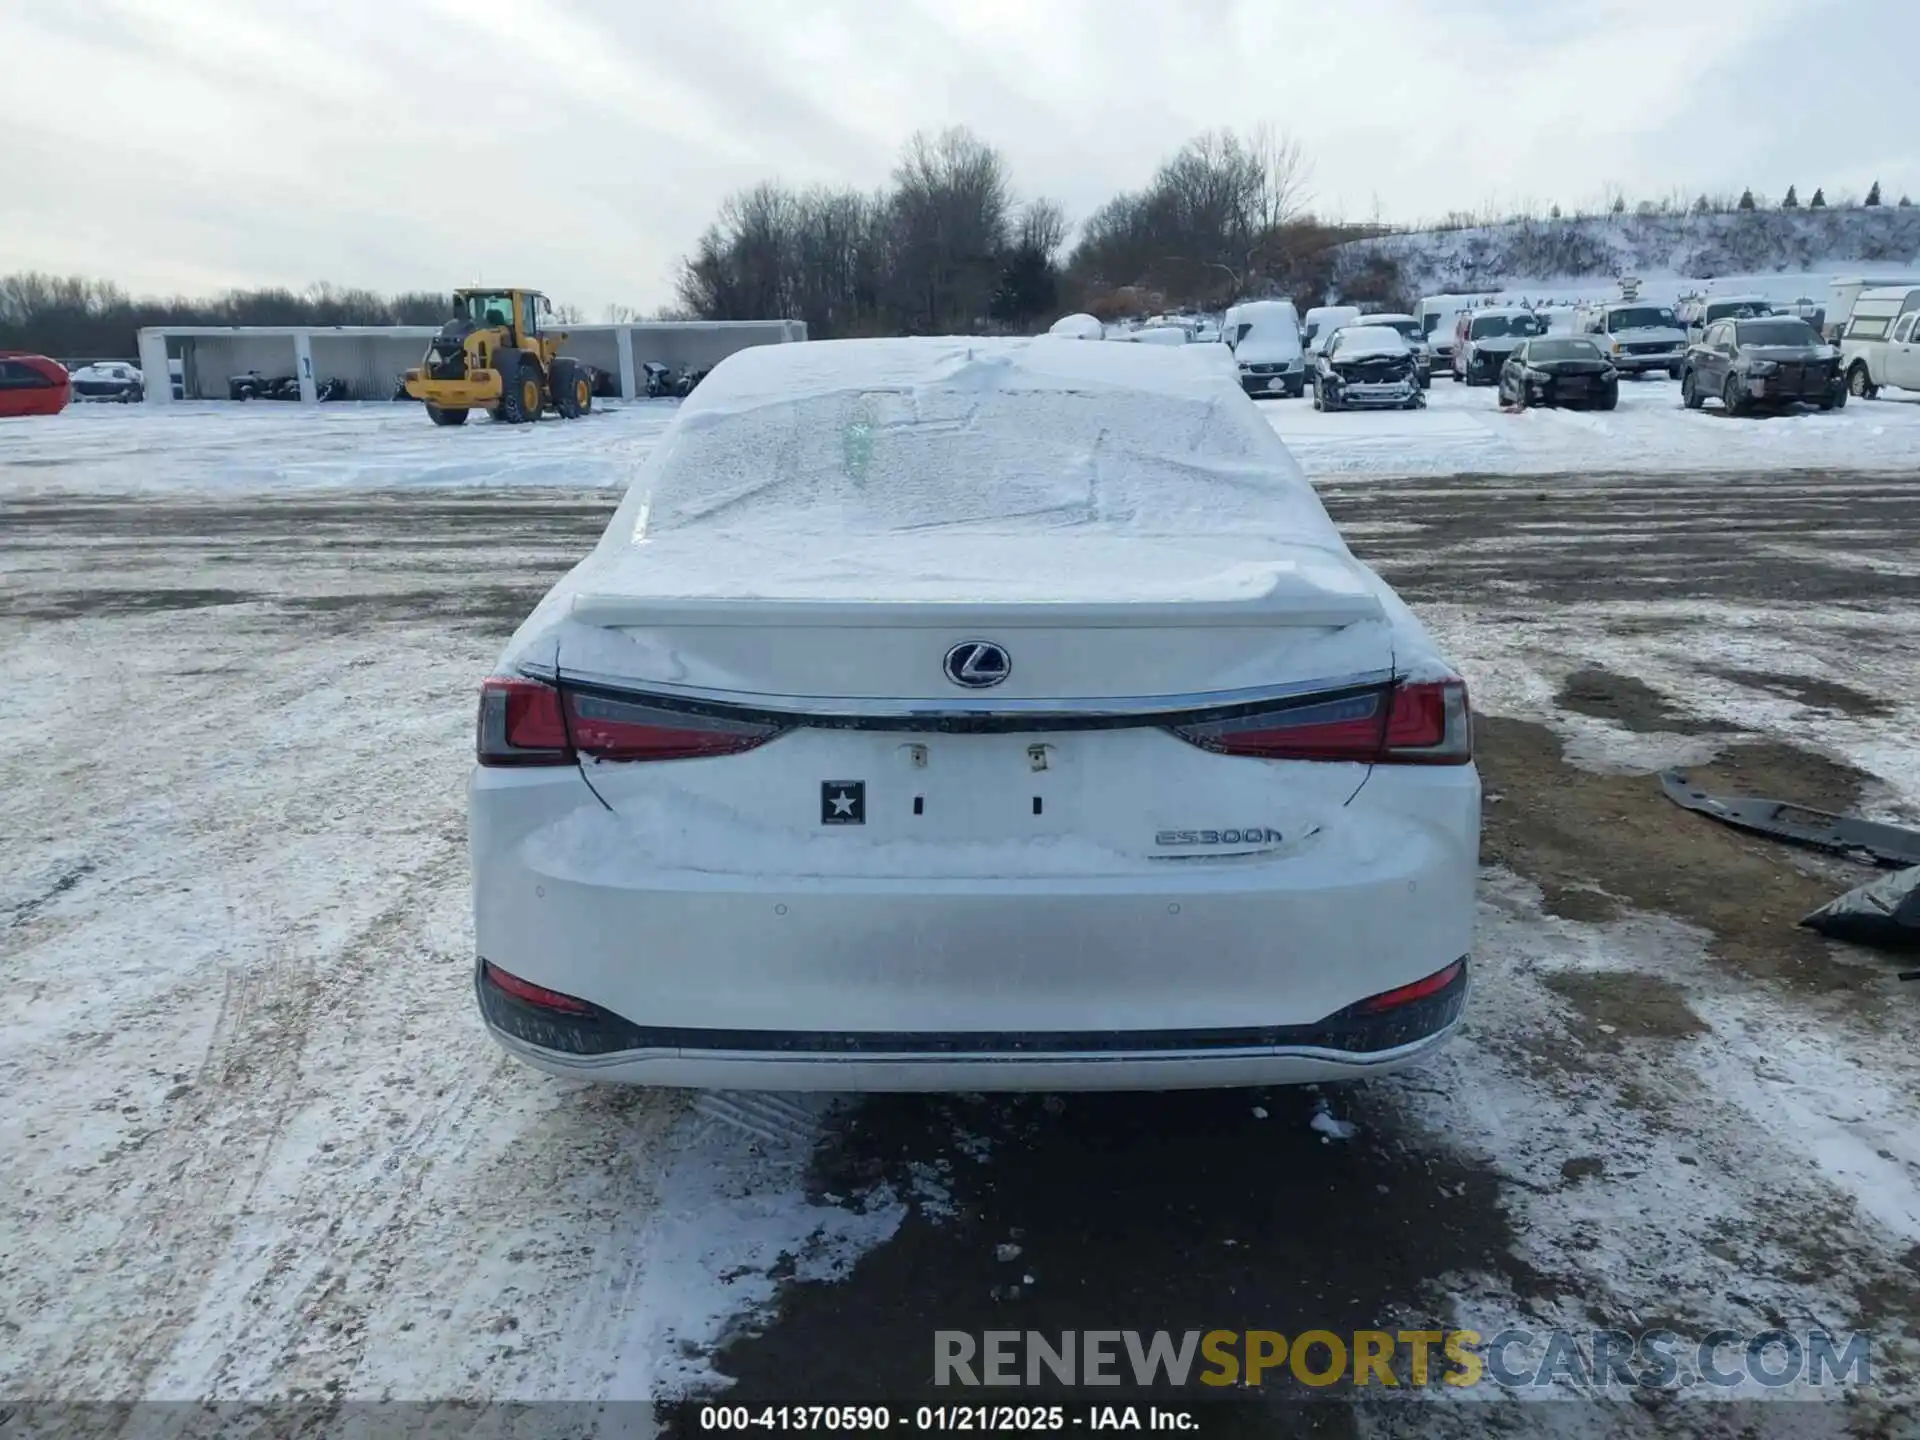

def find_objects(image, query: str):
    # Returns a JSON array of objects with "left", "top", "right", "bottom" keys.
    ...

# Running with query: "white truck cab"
[
  {"left": 1679, "top": 293, "right": 1772, "bottom": 343},
  {"left": 1575, "top": 301, "right": 1688, "bottom": 378},
  {"left": 1839, "top": 285, "right": 1920, "bottom": 399}
]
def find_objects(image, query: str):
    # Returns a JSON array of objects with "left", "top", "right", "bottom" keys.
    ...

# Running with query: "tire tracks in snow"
[{"left": 86, "top": 838, "right": 470, "bottom": 1399}]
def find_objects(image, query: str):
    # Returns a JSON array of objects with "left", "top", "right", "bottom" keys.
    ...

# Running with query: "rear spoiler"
[
  {"left": 564, "top": 595, "right": 1382, "bottom": 629},
  {"left": 567, "top": 591, "right": 1384, "bottom": 631}
]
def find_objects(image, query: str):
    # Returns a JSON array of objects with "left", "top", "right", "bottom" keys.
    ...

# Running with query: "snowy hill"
[{"left": 1334, "top": 206, "right": 1920, "bottom": 303}]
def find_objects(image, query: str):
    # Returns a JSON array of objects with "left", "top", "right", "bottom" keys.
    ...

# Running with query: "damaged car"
[
  {"left": 1310, "top": 325, "right": 1424, "bottom": 411},
  {"left": 468, "top": 337, "right": 1478, "bottom": 1092},
  {"left": 1356, "top": 313, "right": 1433, "bottom": 388},
  {"left": 1497, "top": 337, "right": 1619, "bottom": 410},
  {"left": 1680, "top": 316, "right": 1846, "bottom": 414}
]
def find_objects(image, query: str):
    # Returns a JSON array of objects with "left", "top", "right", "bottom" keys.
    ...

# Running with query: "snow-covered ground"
[
  {"left": 0, "top": 400, "right": 681, "bottom": 496},
  {"left": 7, "top": 378, "right": 1920, "bottom": 496}
]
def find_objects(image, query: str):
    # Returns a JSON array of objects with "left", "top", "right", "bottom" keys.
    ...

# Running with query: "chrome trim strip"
[
  {"left": 489, "top": 1026, "right": 1457, "bottom": 1073},
  {"left": 520, "top": 663, "right": 1398, "bottom": 721}
]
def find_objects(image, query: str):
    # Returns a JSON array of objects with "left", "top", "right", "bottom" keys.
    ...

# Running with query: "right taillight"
[
  {"left": 477, "top": 676, "right": 573, "bottom": 766},
  {"left": 475, "top": 676, "right": 785, "bottom": 766},
  {"left": 1381, "top": 678, "right": 1473, "bottom": 764},
  {"left": 1169, "top": 678, "right": 1471, "bottom": 765}
]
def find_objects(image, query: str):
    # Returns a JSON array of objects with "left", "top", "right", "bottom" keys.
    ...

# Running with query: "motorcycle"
[
  {"left": 229, "top": 371, "right": 350, "bottom": 401},
  {"left": 642, "top": 361, "right": 674, "bottom": 399},
  {"left": 673, "top": 366, "right": 710, "bottom": 399}
]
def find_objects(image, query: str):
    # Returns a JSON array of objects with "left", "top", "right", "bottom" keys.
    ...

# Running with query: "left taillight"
[
  {"left": 477, "top": 676, "right": 574, "bottom": 766},
  {"left": 1168, "top": 678, "right": 1472, "bottom": 765},
  {"left": 475, "top": 676, "right": 785, "bottom": 766}
]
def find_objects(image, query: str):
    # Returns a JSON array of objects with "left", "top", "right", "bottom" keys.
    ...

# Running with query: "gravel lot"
[{"left": 2, "top": 464, "right": 1917, "bottom": 1435}]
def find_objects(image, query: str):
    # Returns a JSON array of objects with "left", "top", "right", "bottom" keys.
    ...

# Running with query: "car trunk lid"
[{"left": 537, "top": 533, "right": 1399, "bottom": 864}]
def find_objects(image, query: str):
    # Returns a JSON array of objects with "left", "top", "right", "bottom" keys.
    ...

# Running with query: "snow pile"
[{"left": 1046, "top": 312, "right": 1104, "bottom": 340}]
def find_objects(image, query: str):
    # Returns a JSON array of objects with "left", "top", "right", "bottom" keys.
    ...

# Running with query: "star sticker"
[{"left": 829, "top": 790, "right": 855, "bottom": 816}]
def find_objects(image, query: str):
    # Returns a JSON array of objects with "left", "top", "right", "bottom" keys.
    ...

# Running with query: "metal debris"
[{"left": 1658, "top": 769, "right": 1920, "bottom": 868}]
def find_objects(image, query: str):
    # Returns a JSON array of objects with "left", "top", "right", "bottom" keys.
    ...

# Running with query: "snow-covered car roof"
[
  {"left": 1326, "top": 325, "right": 1411, "bottom": 357},
  {"left": 1358, "top": 313, "right": 1416, "bottom": 325},
  {"left": 1047, "top": 312, "right": 1104, "bottom": 340},
  {"left": 1122, "top": 326, "right": 1189, "bottom": 345}
]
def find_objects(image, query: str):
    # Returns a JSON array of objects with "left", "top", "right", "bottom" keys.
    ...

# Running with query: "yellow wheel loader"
[{"left": 402, "top": 288, "right": 595, "bottom": 426}]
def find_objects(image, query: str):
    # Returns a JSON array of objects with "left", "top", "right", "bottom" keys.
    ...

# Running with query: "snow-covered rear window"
[
  {"left": 639, "top": 383, "right": 1308, "bottom": 538},
  {"left": 1737, "top": 319, "right": 1817, "bottom": 347},
  {"left": 1469, "top": 313, "right": 1543, "bottom": 339}
]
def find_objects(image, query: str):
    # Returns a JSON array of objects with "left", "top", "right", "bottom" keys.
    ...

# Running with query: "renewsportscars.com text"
[{"left": 934, "top": 1328, "right": 1872, "bottom": 1391}]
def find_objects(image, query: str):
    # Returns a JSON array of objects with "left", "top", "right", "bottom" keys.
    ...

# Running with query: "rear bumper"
[
  {"left": 470, "top": 761, "right": 1479, "bottom": 1091},
  {"left": 477, "top": 957, "right": 1470, "bottom": 1092}
]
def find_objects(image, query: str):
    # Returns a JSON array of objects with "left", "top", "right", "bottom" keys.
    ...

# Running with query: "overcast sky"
[{"left": 4, "top": 0, "right": 1913, "bottom": 316}]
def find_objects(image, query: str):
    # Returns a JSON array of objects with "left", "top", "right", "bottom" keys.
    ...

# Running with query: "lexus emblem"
[{"left": 943, "top": 640, "right": 1011, "bottom": 689}]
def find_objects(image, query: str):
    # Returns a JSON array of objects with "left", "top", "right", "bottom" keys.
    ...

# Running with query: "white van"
[
  {"left": 1574, "top": 300, "right": 1688, "bottom": 377},
  {"left": 1223, "top": 300, "right": 1305, "bottom": 397},
  {"left": 1301, "top": 305, "right": 1361, "bottom": 359},
  {"left": 1679, "top": 294, "right": 1772, "bottom": 342},
  {"left": 1839, "top": 285, "right": 1920, "bottom": 399},
  {"left": 1417, "top": 295, "right": 1478, "bottom": 378}
]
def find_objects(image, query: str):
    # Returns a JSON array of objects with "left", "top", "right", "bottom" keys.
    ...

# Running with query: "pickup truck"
[{"left": 1839, "top": 285, "right": 1920, "bottom": 399}]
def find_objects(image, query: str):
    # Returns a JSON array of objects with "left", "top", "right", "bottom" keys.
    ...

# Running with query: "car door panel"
[{"left": 1890, "top": 315, "right": 1920, "bottom": 389}]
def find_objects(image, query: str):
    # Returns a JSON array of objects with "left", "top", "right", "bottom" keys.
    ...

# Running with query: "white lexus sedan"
[{"left": 470, "top": 337, "right": 1478, "bottom": 1091}]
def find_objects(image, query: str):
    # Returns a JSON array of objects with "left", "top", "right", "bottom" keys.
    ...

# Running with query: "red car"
[{"left": 0, "top": 351, "right": 71, "bottom": 417}]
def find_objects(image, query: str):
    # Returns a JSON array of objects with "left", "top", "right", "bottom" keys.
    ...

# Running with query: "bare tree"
[{"left": 889, "top": 127, "right": 1013, "bottom": 331}]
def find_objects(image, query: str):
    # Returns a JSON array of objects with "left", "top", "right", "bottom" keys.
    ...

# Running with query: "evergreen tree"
[
  {"left": 1780, "top": 185, "right": 1799, "bottom": 209},
  {"left": 1900, "top": 195, "right": 1913, "bottom": 208},
  {"left": 1737, "top": 188, "right": 1756, "bottom": 211},
  {"left": 1549, "top": 203, "right": 1561, "bottom": 219},
  {"left": 1693, "top": 194, "right": 1710, "bottom": 214},
  {"left": 1809, "top": 188, "right": 1827, "bottom": 208},
  {"left": 1610, "top": 195, "right": 1626, "bottom": 214},
  {"left": 1865, "top": 180, "right": 1882, "bottom": 206}
]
